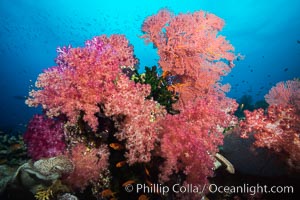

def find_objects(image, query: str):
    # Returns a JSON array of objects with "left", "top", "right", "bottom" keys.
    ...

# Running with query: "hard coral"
[{"left": 23, "top": 114, "right": 66, "bottom": 160}]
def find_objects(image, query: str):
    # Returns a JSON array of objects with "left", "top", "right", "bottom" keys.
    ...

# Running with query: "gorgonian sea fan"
[
  {"left": 141, "top": 9, "right": 236, "bottom": 107},
  {"left": 265, "top": 79, "right": 300, "bottom": 108}
]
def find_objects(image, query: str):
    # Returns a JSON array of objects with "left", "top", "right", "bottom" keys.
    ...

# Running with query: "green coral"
[{"left": 132, "top": 66, "right": 179, "bottom": 114}]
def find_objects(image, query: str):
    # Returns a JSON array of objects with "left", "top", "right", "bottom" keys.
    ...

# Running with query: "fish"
[
  {"left": 162, "top": 71, "right": 171, "bottom": 78},
  {"left": 116, "top": 161, "right": 126, "bottom": 168},
  {"left": 284, "top": 68, "right": 288, "bottom": 72},
  {"left": 145, "top": 167, "right": 150, "bottom": 177},
  {"left": 239, "top": 104, "right": 244, "bottom": 110},
  {"left": 122, "top": 180, "right": 135, "bottom": 187},
  {"left": 109, "top": 143, "right": 124, "bottom": 150},
  {"left": 101, "top": 189, "right": 115, "bottom": 198},
  {"left": 10, "top": 143, "right": 23, "bottom": 151},
  {"left": 145, "top": 180, "right": 153, "bottom": 187},
  {"left": 13, "top": 95, "right": 27, "bottom": 100},
  {"left": 138, "top": 194, "right": 149, "bottom": 200},
  {"left": 145, "top": 180, "right": 159, "bottom": 194}
]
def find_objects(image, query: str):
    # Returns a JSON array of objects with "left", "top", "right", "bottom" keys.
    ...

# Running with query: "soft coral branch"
[{"left": 240, "top": 80, "right": 300, "bottom": 170}]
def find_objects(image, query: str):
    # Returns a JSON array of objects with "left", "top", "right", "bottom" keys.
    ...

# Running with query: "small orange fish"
[
  {"left": 145, "top": 180, "right": 160, "bottom": 194},
  {"left": 101, "top": 189, "right": 115, "bottom": 198},
  {"left": 122, "top": 180, "right": 135, "bottom": 187},
  {"left": 145, "top": 167, "right": 150, "bottom": 177},
  {"left": 145, "top": 180, "right": 153, "bottom": 187},
  {"left": 109, "top": 143, "right": 124, "bottom": 150},
  {"left": 116, "top": 161, "right": 126, "bottom": 168},
  {"left": 138, "top": 194, "right": 149, "bottom": 200},
  {"left": 10, "top": 143, "right": 22, "bottom": 151},
  {"left": 162, "top": 71, "right": 171, "bottom": 78}
]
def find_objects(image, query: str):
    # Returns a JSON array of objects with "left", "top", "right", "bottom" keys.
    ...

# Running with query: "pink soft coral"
[
  {"left": 63, "top": 143, "right": 110, "bottom": 191},
  {"left": 159, "top": 93, "right": 237, "bottom": 185},
  {"left": 240, "top": 80, "right": 300, "bottom": 170},
  {"left": 104, "top": 75, "right": 166, "bottom": 164},
  {"left": 26, "top": 35, "right": 137, "bottom": 131},
  {"left": 26, "top": 33, "right": 166, "bottom": 166},
  {"left": 23, "top": 114, "right": 66, "bottom": 160}
]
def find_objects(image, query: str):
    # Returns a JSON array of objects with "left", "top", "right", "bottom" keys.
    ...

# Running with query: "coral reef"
[{"left": 19, "top": 8, "right": 241, "bottom": 200}]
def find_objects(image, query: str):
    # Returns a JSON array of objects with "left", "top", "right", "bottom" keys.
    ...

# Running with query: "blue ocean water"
[{"left": 0, "top": 0, "right": 299, "bottom": 132}]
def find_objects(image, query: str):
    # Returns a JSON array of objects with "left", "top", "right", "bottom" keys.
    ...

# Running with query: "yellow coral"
[
  {"left": 34, "top": 180, "right": 70, "bottom": 200},
  {"left": 34, "top": 188, "right": 53, "bottom": 200}
]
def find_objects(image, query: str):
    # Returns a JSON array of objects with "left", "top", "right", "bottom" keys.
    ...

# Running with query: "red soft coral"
[
  {"left": 23, "top": 114, "right": 66, "bottom": 160},
  {"left": 142, "top": 9, "right": 236, "bottom": 108}
]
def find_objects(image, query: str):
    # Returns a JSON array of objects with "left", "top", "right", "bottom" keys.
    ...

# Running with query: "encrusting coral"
[{"left": 7, "top": 156, "right": 73, "bottom": 196}]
